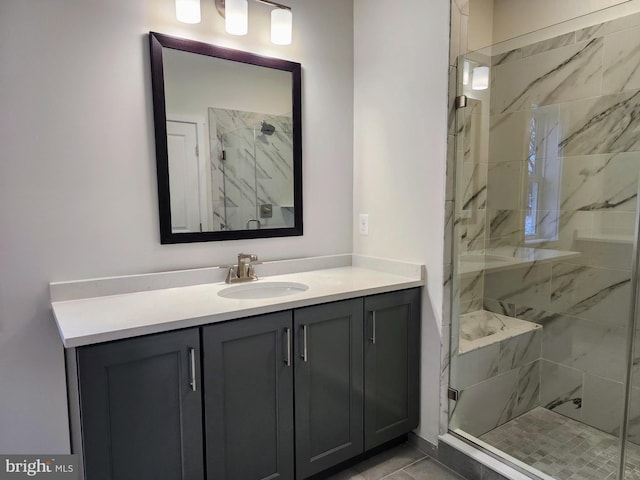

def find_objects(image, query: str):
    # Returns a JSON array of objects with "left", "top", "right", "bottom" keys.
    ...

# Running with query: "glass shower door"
[{"left": 448, "top": 9, "right": 640, "bottom": 478}]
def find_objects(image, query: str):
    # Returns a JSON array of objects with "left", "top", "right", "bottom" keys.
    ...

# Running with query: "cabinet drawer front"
[
  {"left": 77, "top": 328, "right": 204, "bottom": 480},
  {"left": 202, "top": 312, "right": 294, "bottom": 480},
  {"left": 294, "top": 298, "right": 364, "bottom": 479},
  {"left": 364, "top": 289, "right": 421, "bottom": 450}
]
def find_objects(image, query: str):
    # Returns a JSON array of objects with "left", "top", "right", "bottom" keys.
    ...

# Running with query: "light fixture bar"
[
  {"left": 254, "top": 0, "right": 291, "bottom": 10},
  {"left": 210, "top": 0, "right": 293, "bottom": 45}
]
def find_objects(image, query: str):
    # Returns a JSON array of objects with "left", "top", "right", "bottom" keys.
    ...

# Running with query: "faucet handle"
[
  {"left": 247, "top": 263, "right": 260, "bottom": 280},
  {"left": 237, "top": 253, "right": 259, "bottom": 265},
  {"left": 224, "top": 266, "right": 239, "bottom": 284}
]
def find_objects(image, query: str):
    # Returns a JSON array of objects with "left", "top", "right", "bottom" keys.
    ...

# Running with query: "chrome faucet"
[{"left": 225, "top": 253, "right": 260, "bottom": 283}]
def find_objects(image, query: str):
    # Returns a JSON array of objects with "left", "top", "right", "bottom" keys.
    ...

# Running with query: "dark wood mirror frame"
[{"left": 149, "top": 32, "right": 303, "bottom": 244}]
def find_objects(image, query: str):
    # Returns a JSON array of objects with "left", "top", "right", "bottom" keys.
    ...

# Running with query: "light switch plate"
[{"left": 359, "top": 214, "right": 369, "bottom": 235}]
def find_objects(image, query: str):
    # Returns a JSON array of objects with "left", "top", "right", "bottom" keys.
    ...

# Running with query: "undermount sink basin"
[{"left": 218, "top": 281, "right": 309, "bottom": 299}]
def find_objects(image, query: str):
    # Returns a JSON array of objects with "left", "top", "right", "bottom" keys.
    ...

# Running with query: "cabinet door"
[
  {"left": 202, "top": 312, "right": 294, "bottom": 480},
  {"left": 294, "top": 299, "right": 364, "bottom": 479},
  {"left": 77, "top": 328, "right": 203, "bottom": 480},
  {"left": 364, "top": 289, "right": 420, "bottom": 450}
]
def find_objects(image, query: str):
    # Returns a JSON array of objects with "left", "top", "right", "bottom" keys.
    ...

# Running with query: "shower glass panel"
[
  {"left": 448, "top": 4, "right": 640, "bottom": 479},
  {"left": 209, "top": 108, "right": 295, "bottom": 232}
]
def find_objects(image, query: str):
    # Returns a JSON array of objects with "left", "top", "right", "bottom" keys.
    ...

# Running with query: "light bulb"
[
  {"left": 472, "top": 66, "right": 489, "bottom": 90},
  {"left": 462, "top": 61, "right": 470, "bottom": 86},
  {"left": 176, "top": 0, "right": 201, "bottom": 24},
  {"left": 271, "top": 8, "right": 292, "bottom": 45},
  {"left": 225, "top": 0, "right": 248, "bottom": 36}
]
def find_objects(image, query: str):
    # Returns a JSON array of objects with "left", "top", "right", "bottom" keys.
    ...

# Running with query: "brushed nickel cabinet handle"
[
  {"left": 370, "top": 311, "right": 377, "bottom": 344},
  {"left": 188, "top": 347, "right": 197, "bottom": 392},
  {"left": 284, "top": 328, "right": 291, "bottom": 366},
  {"left": 301, "top": 325, "right": 308, "bottom": 362}
]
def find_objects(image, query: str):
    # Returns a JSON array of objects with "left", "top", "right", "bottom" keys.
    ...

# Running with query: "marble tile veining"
[
  {"left": 484, "top": 262, "right": 552, "bottom": 311},
  {"left": 540, "top": 360, "right": 583, "bottom": 421},
  {"left": 516, "top": 306, "right": 628, "bottom": 383},
  {"left": 515, "top": 360, "right": 541, "bottom": 417},
  {"left": 491, "top": 48, "right": 522, "bottom": 67},
  {"left": 559, "top": 89, "right": 640, "bottom": 155},
  {"left": 603, "top": 25, "right": 640, "bottom": 94},
  {"left": 557, "top": 153, "right": 640, "bottom": 214},
  {"left": 576, "top": 11, "right": 640, "bottom": 42},
  {"left": 520, "top": 32, "right": 576, "bottom": 59},
  {"left": 487, "top": 209, "right": 522, "bottom": 246},
  {"left": 549, "top": 263, "right": 631, "bottom": 326},
  {"left": 491, "top": 38, "right": 603, "bottom": 115}
]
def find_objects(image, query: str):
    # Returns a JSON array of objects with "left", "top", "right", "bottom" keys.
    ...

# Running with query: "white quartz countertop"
[{"left": 51, "top": 256, "right": 424, "bottom": 348}]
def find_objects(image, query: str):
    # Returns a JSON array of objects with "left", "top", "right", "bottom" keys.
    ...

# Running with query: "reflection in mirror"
[
  {"left": 208, "top": 108, "right": 294, "bottom": 232},
  {"left": 149, "top": 32, "right": 302, "bottom": 243}
]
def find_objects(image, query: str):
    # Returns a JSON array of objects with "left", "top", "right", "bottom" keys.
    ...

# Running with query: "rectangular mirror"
[{"left": 149, "top": 32, "right": 302, "bottom": 243}]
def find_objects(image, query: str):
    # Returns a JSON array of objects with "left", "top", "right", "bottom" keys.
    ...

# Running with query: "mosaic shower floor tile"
[{"left": 480, "top": 407, "right": 640, "bottom": 480}]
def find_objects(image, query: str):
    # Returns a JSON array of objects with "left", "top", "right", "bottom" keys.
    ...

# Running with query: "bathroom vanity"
[{"left": 52, "top": 255, "right": 423, "bottom": 480}]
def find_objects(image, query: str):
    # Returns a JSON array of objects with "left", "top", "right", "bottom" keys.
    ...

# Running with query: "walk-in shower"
[
  {"left": 447, "top": 1, "right": 640, "bottom": 479},
  {"left": 208, "top": 108, "right": 295, "bottom": 232}
]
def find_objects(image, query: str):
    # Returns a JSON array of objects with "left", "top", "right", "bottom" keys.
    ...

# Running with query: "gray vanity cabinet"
[
  {"left": 202, "top": 311, "right": 294, "bottom": 480},
  {"left": 294, "top": 299, "right": 364, "bottom": 479},
  {"left": 72, "top": 288, "right": 420, "bottom": 480},
  {"left": 77, "top": 328, "right": 204, "bottom": 480},
  {"left": 363, "top": 289, "right": 421, "bottom": 450}
]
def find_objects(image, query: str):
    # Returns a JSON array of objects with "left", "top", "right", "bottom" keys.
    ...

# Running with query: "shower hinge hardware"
[
  {"left": 455, "top": 95, "right": 468, "bottom": 109},
  {"left": 448, "top": 387, "right": 459, "bottom": 401}
]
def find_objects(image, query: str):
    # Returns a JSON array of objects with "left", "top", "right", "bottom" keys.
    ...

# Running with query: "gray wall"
[{"left": 353, "top": 0, "right": 450, "bottom": 443}]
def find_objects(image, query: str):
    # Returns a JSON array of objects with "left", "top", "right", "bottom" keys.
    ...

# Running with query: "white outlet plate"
[{"left": 359, "top": 214, "right": 369, "bottom": 235}]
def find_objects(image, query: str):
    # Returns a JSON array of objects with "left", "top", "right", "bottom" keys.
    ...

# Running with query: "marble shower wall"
[
  {"left": 208, "top": 108, "right": 294, "bottom": 231},
  {"left": 449, "top": 321, "right": 542, "bottom": 437},
  {"left": 481, "top": 12, "right": 640, "bottom": 441}
]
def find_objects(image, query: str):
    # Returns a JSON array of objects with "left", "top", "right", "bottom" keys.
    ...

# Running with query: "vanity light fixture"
[
  {"left": 270, "top": 6, "right": 293, "bottom": 45},
  {"left": 224, "top": 0, "right": 249, "bottom": 36},
  {"left": 472, "top": 66, "right": 490, "bottom": 90},
  {"left": 176, "top": 0, "right": 293, "bottom": 45},
  {"left": 175, "top": 0, "right": 202, "bottom": 24}
]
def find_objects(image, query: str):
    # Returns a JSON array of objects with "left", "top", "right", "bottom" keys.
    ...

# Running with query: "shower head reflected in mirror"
[{"left": 260, "top": 121, "right": 276, "bottom": 136}]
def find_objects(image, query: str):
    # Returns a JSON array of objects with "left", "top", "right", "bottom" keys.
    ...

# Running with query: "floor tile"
[
  {"left": 383, "top": 472, "right": 416, "bottom": 480},
  {"left": 403, "top": 457, "right": 465, "bottom": 479},
  {"left": 479, "top": 407, "right": 640, "bottom": 480},
  {"left": 323, "top": 467, "right": 366, "bottom": 480},
  {"left": 353, "top": 444, "right": 426, "bottom": 480}
]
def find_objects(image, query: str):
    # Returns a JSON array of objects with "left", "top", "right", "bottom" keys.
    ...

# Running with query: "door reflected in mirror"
[{"left": 149, "top": 32, "right": 302, "bottom": 243}]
